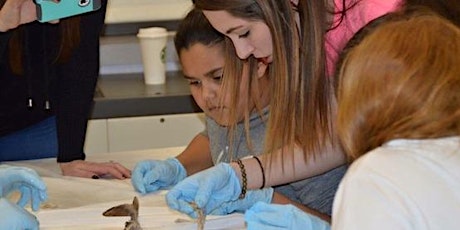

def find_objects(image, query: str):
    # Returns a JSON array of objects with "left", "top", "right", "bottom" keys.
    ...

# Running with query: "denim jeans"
[{"left": 0, "top": 116, "right": 58, "bottom": 161}]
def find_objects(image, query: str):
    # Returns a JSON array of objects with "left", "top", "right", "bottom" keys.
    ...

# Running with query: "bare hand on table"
[{"left": 59, "top": 160, "right": 132, "bottom": 179}]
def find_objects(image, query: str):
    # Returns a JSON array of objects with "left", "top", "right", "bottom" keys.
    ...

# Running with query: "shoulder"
[
  {"left": 331, "top": 143, "right": 412, "bottom": 229},
  {"left": 325, "top": 0, "right": 403, "bottom": 66},
  {"left": 344, "top": 138, "right": 427, "bottom": 172},
  {"left": 355, "top": 0, "right": 402, "bottom": 9},
  {"left": 333, "top": 137, "right": 460, "bottom": 229},
  {"left": 339, "top": 137, "right": 460, "bottom": 196},
  {"left": 337, "top": 139, "right": 419, "bottom": 191},
  {"left": 346, "top": 0, "right": 402, "bottom": 25}
]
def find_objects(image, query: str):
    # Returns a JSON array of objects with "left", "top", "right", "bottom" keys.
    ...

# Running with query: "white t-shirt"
[{"left": 332, "top": 136, "right": 460, "bottom": 230}]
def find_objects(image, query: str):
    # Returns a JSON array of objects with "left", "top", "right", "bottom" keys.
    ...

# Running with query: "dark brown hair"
[{"left": 175, "top": 8, "right": 267, "bottom": 157}]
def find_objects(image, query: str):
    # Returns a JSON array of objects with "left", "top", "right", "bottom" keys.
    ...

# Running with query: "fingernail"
[{"left": 92, "top": 175, "right": 100, "bottom": 179}]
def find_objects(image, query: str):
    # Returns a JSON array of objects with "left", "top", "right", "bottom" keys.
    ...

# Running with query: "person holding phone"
[{"left": 0, "top": 0, "right": 131, "bottom": 179}]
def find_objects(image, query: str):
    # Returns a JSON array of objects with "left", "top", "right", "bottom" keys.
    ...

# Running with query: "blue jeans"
[{"left": 0, "top": 116, "right": 58, "bottom": 161}]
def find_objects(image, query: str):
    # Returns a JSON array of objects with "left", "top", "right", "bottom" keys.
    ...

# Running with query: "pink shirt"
[{"left": 325, "top": 0, "right": 402, "bottom": 76}]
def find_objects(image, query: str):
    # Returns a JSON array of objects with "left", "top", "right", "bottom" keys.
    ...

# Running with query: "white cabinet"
[
  {"left": 84, "top": 113, "right": 205, "bottom": 154},
  {"left": 84, "top": 119, "right": 108, "bottom": 155},
  {"left": 107, "top": 113, "right": 205, "bottom": 152}
]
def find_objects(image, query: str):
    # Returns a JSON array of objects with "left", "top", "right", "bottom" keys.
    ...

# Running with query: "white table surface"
[{"left": 6, "top": 147, "right": 245, "bottom": 230}]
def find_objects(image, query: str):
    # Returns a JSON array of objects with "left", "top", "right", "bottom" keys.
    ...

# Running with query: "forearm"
[
  {"left": 56, "top": 3, "right": 106, "bottom": 162},
  {"left": 176, "top": 134, "right": 213, "bottom": 176},
  {"left": 231, "top": 141, "right": 346, "bottom": 189},
  {"left": 272, "top": 192, "right": 331, "bottom": 223},
  {"left": 56, "top": 67, "right": 98, "bottom": 162}
]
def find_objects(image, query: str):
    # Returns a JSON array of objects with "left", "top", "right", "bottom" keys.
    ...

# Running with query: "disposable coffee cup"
[{"left": 137, "top": 27, "right": 168, "bottom": 85}]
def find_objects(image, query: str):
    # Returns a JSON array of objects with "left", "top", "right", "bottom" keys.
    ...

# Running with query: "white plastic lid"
[{"left": 137, "top": 27, "right": 168, "bottom": 38}]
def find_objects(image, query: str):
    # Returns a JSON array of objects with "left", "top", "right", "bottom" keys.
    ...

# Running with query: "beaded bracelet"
[
  {"left": 235, "top": 159, "right": 247, "bottom": 199},
  {"left": 253, "top": 156, "right": 266, "bottom": 189}
]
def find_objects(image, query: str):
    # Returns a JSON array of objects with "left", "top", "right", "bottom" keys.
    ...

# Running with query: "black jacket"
[{"left": 0, "top": 2, "right": 107, "bottom": 162}]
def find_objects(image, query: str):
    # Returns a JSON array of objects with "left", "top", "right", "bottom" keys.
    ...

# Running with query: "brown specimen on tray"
[{"left": 103, "top": 196, "right": 142, "bottom": 230}]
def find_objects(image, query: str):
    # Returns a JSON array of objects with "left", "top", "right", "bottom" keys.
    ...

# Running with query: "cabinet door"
[
  {"left": 108, "top": 113, "right": 205, "bottom": 152},
  {"left": 84, "top": 119, "right": 109, "bottom": 155}
]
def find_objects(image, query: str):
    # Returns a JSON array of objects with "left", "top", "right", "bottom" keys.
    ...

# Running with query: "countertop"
[
  {"left": 91, "top": 71, "right": 202, "bottom": 119},
  {"left": 6, "top": 147, "right": 245, "bottom": 229}
]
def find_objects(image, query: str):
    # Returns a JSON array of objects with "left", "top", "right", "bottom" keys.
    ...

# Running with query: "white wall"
[
  {"left": 99, "top": 33, "right": 180, "bottom": 75},
  {"left": 88, "top": 1, "right": 199, "bottom": 154},
  {"left": 101, "top": 0, "right": 190, "bottom": 75}
]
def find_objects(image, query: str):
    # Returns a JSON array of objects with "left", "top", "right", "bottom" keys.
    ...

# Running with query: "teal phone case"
[{"left": 35, "top": 0, "right": 101, "bottom": 23}]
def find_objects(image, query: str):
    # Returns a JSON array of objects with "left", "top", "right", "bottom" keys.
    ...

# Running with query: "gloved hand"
[
  {"left": 0, "top": 165, "right": 47, "bottom": 211},
  {"left": 245, "top": 202, "right": 331, "bottom": 230},
  {"left": 0, "top": 198, "right": 39, "bottom": 230},
  {"left": 209, "top": 187, "right": 274, "bottom": 215},
  {"left": 131, "top": 158, "right": 187, "bottom": 194},
  {"left": 166, "top": 163, "right": 241, "bottom": 218}
]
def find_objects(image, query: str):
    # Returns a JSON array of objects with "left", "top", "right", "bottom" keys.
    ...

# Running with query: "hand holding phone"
[
  {"left": 34, "top": 0, "right": 101, "bottom": 23},
  {"left": 0, "top": 0, "right": 37, "bottom": 32}
]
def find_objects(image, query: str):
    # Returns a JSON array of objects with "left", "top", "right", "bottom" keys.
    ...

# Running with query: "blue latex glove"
[
  {"left": 131, "top": 158, "right": 187, "bottom": 194},
  {"left": 0, "top": 198, "right": 39, "bottom": 230},
  {"left": 0, "top": 165, "right": 47, "bottom": 211},
  {"left": 245, "top": 202, "right": 331, "bottom": 230},
  {"left": 210, "top": 187, "right": 274, "bottom": 215},
  {"left": 166, "top": 163, "right": 241, "bottom": 218}
]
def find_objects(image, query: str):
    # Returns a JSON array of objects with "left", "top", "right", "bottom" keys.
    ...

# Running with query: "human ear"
[{"left": 257, "top": 60, "right": 268, "bottom": 79}]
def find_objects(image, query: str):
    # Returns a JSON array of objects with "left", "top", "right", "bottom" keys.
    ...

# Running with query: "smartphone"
[{"left": 34, "top": 0, "right": 102, "bottom": 23}]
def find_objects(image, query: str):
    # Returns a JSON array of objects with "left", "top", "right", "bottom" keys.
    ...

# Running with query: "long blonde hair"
[
  {"left": 337, "top": 10, "right": 460, "bottom": 161},
  {"left": 222, "top": 39, "right": 268, "bottom": 157},
  {"left": 194, "top": 0, "right": 356, "bottom": 160}
]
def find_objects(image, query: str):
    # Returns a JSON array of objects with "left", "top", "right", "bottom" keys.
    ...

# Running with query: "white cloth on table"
[
  {"left": 36, "top": 194, "right": 244, "bottom": 230},
  {"left": 6, "top": 147, "right": 246, "bottom": 230}
]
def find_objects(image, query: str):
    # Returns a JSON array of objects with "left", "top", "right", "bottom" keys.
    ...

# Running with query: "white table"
[{"left": 7, "top": 147, "right": 245, "bottom": 230}]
